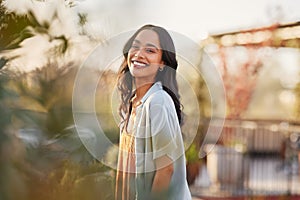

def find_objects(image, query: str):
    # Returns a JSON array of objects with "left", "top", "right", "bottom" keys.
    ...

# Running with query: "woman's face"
[{"left": 127, "top": 29, "right": 164, "bottom": 83}]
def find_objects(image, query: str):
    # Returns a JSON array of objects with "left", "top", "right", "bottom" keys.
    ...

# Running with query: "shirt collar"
[{"left": 140, "top": 81, "right": 162, "bottom": 103}]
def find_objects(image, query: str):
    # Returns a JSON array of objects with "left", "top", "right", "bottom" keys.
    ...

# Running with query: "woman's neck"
[{"left": 134, "top": 80, "right": 154, "bottom": 100}]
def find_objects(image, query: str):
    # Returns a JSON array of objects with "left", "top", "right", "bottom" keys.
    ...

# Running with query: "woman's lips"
[{"left": 132, "top": 60, "right": 149, "bottom": 68}]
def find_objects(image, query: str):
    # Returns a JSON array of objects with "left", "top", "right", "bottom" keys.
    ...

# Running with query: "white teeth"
[{"left": 133, "top": 61, "right": 147, "bottom": 67}]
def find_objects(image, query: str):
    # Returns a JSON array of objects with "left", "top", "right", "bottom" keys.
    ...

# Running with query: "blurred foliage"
[
  {"left": 189, "top": 53, "right": 211, "bottom": 152},
  {"left": 0, "top": 0, "right": 89, "bottom": 69},
  {"left": 0, "top": 0, "right": 33, "bottom": 52},
  {"left": 0, "top": 1, "right": 120, "bottom": 199},
  {"left": 28, "top": 160, "right": 114, "bottom": 200},
  {"left": 0, "top": 69, "right": 15, "bottom": 200},
  {"left": 295, "top": 81, "right": 300, "bottom": 119},
  {"left": 219, "top": 47, "right": 263, "bottom": 119},
  {"left": 95, "top": 70, "right": 119, "bottom": 143},
  {"left": 195, "top": 72, "right": 211, "bottom": 118},
  {"left": 0, "top": 62, "right": 118, "bottom": 200},
  {"left": 185, "top": 143, "right": 201, "bottom": 164},
  {"left": 8, "top": 62, "right": 76, "bottom": 136},
  {"left": 0, "top": 0, "right": 33, "bottom": 69}
]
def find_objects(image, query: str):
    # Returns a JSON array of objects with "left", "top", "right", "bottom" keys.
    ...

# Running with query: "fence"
[{"left": 192, "top": 119, "right": 300, "bottom": 198}]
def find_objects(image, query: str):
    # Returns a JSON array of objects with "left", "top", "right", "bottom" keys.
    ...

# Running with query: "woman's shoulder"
[{"left": 147, "top": 89, "right": 173, "bottom": 106}]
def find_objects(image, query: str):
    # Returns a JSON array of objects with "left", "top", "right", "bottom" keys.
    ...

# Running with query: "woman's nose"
[{"left": 134, "top": 49, "right": 144, "bottom": 58}]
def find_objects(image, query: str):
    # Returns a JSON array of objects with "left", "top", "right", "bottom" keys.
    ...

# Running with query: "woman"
[{"left": 116, "top": 24, "right": 192, "bottom": 200}]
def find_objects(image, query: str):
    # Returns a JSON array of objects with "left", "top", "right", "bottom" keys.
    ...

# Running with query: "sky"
[
  {"left": 3, "top": 0, "right": 300, "bottom": 42},
  {"left": 76, "top": 0, "right": 300, "bottom": 42}
]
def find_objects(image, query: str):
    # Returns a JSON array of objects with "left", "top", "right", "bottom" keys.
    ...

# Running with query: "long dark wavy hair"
[{"left": 117, "top": 24, "right": 183, "bottom": 128}]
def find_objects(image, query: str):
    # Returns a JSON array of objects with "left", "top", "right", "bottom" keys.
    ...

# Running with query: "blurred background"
[{"left": 0, "top": 0, "right": 300, "bottom": 199}]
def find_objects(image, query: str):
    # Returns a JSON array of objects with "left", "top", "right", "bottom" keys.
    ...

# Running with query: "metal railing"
[{"left": 192, "top": 119, "right": 300, "bottom": 198}]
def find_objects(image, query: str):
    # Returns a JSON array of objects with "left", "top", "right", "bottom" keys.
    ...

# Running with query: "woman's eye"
[{"left": 145, "top": 48, "right": 156, "bottom": 53}]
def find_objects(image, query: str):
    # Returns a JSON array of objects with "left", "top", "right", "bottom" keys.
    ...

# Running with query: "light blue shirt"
[{"left": 130, "top": 82, "right": 192, "bottom": 200}]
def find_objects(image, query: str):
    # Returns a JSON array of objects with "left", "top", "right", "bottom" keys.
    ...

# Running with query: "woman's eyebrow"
[
  {"left": 132, "top": 39, "right": 141, "bottom": 44},
  {"left": 145, "top": 43, "right": 159, "bottom": 50}
]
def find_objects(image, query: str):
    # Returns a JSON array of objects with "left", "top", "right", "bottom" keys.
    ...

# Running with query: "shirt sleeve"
[{"left": 149, "top": 102, "right": 180, "bottom": 161}]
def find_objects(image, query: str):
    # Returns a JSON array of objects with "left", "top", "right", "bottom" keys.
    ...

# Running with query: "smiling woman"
[
  {"left": 115, "top": 24, "right": 192, "bottom": 200},
  {"left": 128, "top": 29, "right": 164, "bottom": 90}
]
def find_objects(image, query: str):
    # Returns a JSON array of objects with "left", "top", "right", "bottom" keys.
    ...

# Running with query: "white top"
[{"left": 128, "top": 81, "right": 192, "bottom": 200}]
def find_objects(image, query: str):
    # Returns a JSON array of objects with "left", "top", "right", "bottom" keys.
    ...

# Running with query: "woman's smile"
[{"left": 131, "top": 60, "right": 149, "bottom": 69}]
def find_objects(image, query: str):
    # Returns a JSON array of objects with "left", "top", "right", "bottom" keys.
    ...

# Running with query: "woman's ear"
[
  {"left": 160, "top": 61, "right": 165, "bottom": 69},
  {"left": 158, "top": 62, "right": 165, "bottom": 72}
]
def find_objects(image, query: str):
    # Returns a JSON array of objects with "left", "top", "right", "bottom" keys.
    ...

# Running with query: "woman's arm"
[{"left": 151, "top": 155, "right": 174, "bottom": 193}]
